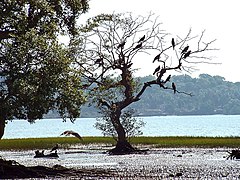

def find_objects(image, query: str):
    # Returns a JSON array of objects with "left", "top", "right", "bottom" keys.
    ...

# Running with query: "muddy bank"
[{"left": 1, "top": 145, "right": 240, "bottom": 179}]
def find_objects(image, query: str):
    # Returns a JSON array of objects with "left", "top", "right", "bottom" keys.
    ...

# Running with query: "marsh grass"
[
  {"left": 129, "top": 136, "right": 240, "bottom": 148},
  {"left": 0, "top": 136, "right": 240, "bottom": 150}
]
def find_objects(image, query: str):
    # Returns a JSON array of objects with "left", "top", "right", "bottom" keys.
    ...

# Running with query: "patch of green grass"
[
  {"left": 0, "top": 136, "right": 240, "bottom": 150},
  {"left": 130, "top": 136, "right": 240, "bottom": 148},
  {"left": 0, "top": 137, "right": 115, "bottom": 150}
]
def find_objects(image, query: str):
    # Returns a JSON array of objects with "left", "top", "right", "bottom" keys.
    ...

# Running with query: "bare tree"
[{"left": 75, "top": 13, "right": 217, "bottom": 154}]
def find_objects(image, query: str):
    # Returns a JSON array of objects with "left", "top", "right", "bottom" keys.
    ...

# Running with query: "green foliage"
[
  {"left": 94, "top": 108, "right": 145, "bottom": 140},
  {"left": 0, "top": 0, "right": 89, "bottom": 126}
]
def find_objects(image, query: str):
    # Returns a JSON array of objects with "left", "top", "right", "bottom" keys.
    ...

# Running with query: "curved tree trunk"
[{"left": 109, "top": 110, "right": 136, "bottom": 155}]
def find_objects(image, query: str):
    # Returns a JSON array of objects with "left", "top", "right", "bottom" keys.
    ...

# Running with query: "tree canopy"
[{"left": 0, "top": 0, "right": 89, "bottom": 139}]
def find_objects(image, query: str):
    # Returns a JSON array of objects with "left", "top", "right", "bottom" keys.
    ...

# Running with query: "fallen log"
[{"left": 34, "top": 150, "right": 59, "bottom": 158}]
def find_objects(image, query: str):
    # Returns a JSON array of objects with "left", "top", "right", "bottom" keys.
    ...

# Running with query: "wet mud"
[{"left": 1, "top": 145, "right": 240, "bottom": 179}]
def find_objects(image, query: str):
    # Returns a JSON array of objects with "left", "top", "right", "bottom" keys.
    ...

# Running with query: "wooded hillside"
[{"left": 46, "top": 74, "right": 240, "bottom": 118}]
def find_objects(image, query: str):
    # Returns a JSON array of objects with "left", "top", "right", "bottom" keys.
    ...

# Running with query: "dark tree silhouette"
[{"left": 75, "top": 13, "right": 216, "bottom": 154}]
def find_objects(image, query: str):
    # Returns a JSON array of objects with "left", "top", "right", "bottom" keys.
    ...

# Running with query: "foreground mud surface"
[{"left": 1, "top": 145, "right": 240, "bottom": 179}]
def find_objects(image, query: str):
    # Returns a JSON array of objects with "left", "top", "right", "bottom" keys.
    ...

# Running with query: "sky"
[{"left": 78, "top": 0, "right": 240, "bottom": 82}]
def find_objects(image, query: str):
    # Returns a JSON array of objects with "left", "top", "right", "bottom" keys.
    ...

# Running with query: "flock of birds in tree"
[
  {"left": 152, "top": 37, "right": 191, "bottom": 94},
  {"left": 94, "top": 35, "right": 146, "bottom": 67},
  {"left": 94, "top": 34, "right": 192, "bottom": 94}
]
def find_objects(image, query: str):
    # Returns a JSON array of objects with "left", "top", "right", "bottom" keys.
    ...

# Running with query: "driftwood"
[
  {"left": 34, "top": 150, "right": 59, "bottom": 158},
  {"left": 226, "top": 150, "right": 240, "bottom": 160}
]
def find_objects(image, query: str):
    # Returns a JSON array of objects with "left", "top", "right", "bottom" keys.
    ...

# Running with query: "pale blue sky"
[{"left": 79, "top": 0, "right": 240, "bottom": 82}]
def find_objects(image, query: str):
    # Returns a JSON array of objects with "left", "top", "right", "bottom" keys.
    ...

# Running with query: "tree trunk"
[
  {"left": 109, "top": 110, "right": 136, "bottom": 155},
  {"left": 0, "top": 116, "right": 6, "bottom": 139}
]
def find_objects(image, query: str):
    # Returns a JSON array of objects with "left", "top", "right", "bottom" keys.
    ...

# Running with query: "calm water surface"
[{"left": 3, "top": 115, "right": 240, "bottom": 139}]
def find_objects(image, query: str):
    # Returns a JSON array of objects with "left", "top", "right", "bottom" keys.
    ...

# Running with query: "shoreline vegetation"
[{"left": 1, "top": 136, "right": 240, "bottom": 150}]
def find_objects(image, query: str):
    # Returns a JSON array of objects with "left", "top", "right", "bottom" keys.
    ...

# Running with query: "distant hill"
[
  {"left": 129, "top": 74, "right": 240, "bottom": 116},
  {"left": 45, "top": 74, "right": 240, "bottom": 118}
]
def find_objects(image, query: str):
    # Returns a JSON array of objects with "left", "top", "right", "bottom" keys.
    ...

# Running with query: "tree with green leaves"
[
  {"left": 75, "top": 12, "right": 216, "bottom": 154},
  {"left": 0, "top": 0, "right": 89, "bottom": 139},
  {"left": 94, "top": 108, "right": 145, "bottom": 140}
]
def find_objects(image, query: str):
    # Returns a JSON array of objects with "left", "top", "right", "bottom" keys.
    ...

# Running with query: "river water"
[{"left": 3, "top": 115, "right": 240, "bottom": 139}]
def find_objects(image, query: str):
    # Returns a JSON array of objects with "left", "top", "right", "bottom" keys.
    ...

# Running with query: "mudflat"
[{"left": 1, "top": 145, "right": 239, "bottom": 179}]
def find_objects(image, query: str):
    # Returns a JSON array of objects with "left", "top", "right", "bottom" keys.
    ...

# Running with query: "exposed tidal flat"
[
  {"left": 1, "top": 144, "right": 240, "bottom": 179},
  {"left": 1, "top": 137, "right": 240, "bottom": 179}
]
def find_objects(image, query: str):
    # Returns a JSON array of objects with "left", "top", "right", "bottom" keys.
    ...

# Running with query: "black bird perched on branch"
[
  {"left": 153, "top": 53, "right": 161, "bottom": 63},
  {"left": 117, "top": 41, "right": 126, "bottom": 49},
  {"left": 183, "top": 50, "right": 191, "bottom": 59},
  {"left": 133, "top": 42, "right": 142, "bottom": 50},
  {"left": 181, "top": 45, "right": 189, "bottom": 54},
  {"left": 61, "top": 130, "right": 83, "bottom": 141},
  {"left": 171, "top": 38, "right": 175, "bottom": 50},
  {"left": 50, "top": 144, "right": 59, "bottom": 152},
  {"left": 95, "top": 57, "right": 104, "bottom": 67},
  {"left": 127, "top": 62, "right": 133, "bottom": 68},
  {"left": 138, "top": 35, "right": 145, "bottom": 43},
  {"left": 95, "top": 57, "right": 103, "bottom": 64},
  {"left": 165, "top": 75, "right": 171, "bottom": 83},
  {"left": 172, "top": 82, "right": 176, "bottom": 94},
  {"left": 153, "top": 65, "right": 161, "bottom": 75}
]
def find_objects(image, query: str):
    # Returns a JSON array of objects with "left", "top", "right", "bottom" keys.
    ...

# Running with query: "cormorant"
[
  {"left": 95, "top": 57, "right": 104, "bottom": 67},
  {"left": 165, "top": 75, "right": 171, "bottom": 83},
  {"left": 117, "top": 41, "right": 126, "bottom": 49},
  {"left": 127, "top": 62, "right": 133, "bottom": 68},
  {"left": 61, "top": 130, "right": 83, "bottom": 141},
  {"left": 50, "top": 144, "right": 59, "bottom": 152},
  {"left": 171, "top": 38, "right": 175, "bottom": 50},
  {"left": 133, "top": 42, "right": 142, "bottom": 50},
  {"left": 138, "top": 35, "right": 145, "bottom": 43},
  {"left": 153, "top": 65, "right": 161, "bottom": 75},
  {"left": 153, "top": 53, "right": 161, "bottom": 63},
  {"left": 172, "top": 82, "right": 176, "bottom": 94},
  {"left": 183, "top": 50, "right": 191, "bottom": 59},
  {"left": 95, "top": 57, "right": 103, "bottom": 64},
  {"left": 181, "top": 46, "right": 189, "bottom": 54}
]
